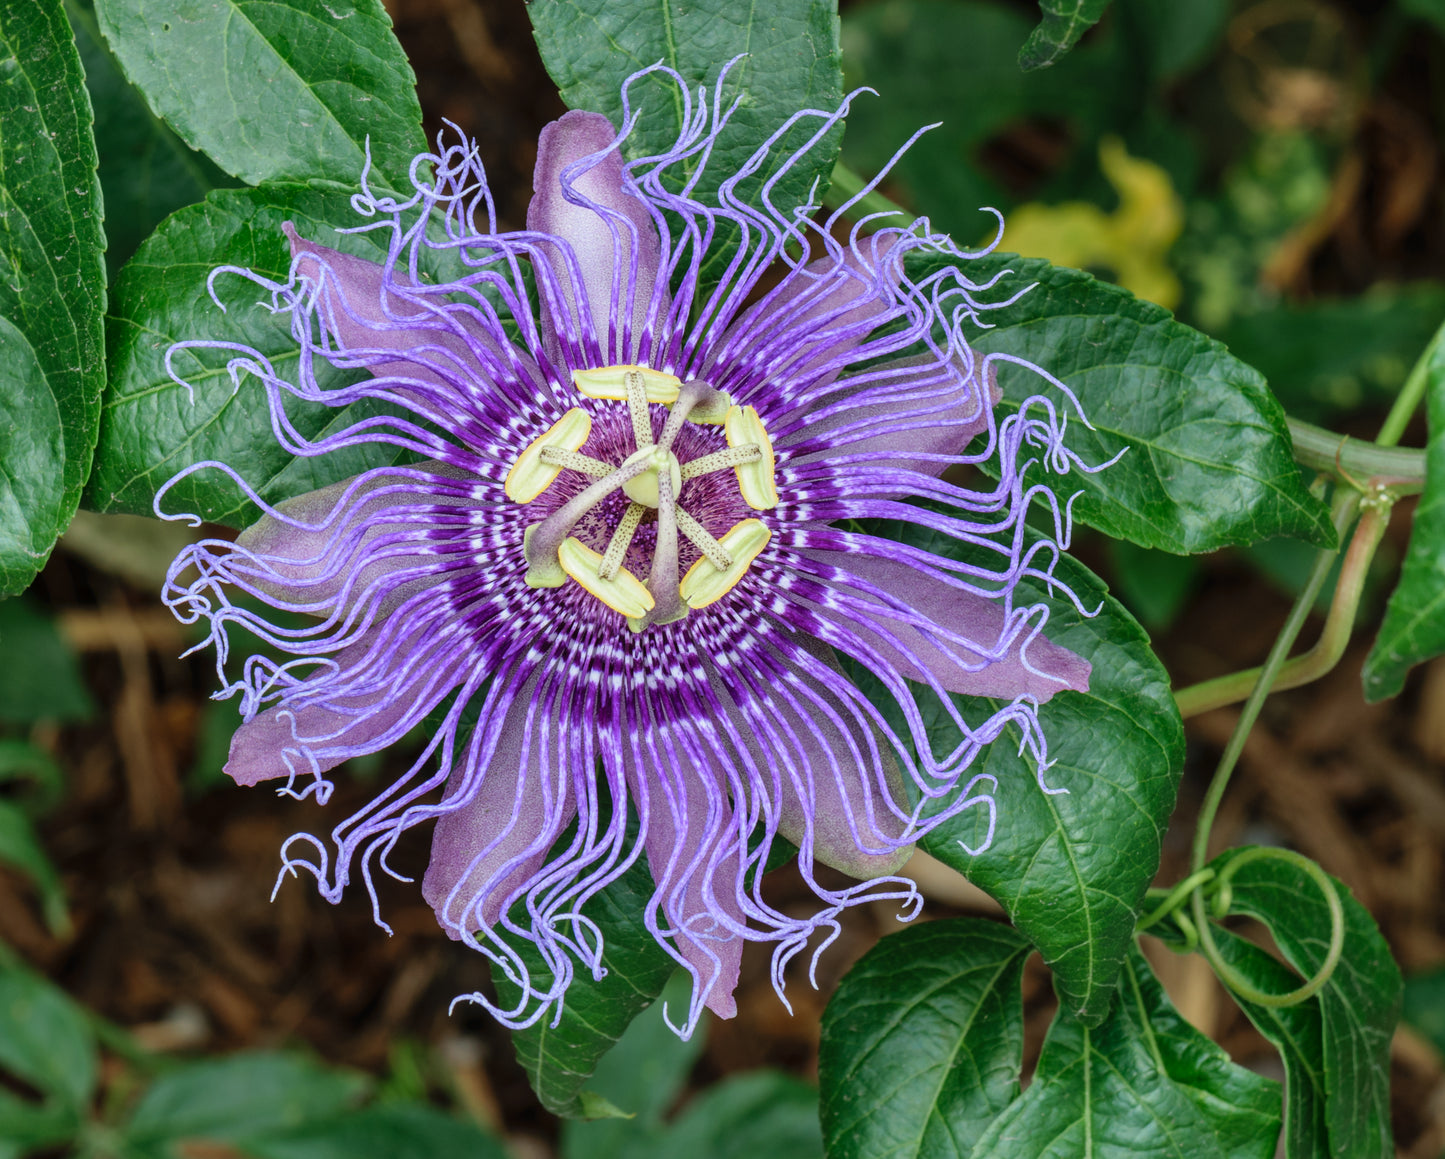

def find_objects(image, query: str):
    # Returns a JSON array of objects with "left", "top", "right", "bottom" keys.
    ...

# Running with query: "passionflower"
[{"left": 160, "top": 66, "right": 1097, "bottom": 1036}]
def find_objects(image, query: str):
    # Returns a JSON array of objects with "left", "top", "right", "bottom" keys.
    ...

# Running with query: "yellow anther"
[
  {"left": 679, "top": 519, "right": 771, "bottom": 609},
  {"left": 620, "top": 446, "right": 683, "bottom": 509},
  {"left": 724, "top": 405, "right": 778, "bottom": 510},
  {"left": 559, "top": 537, "right": 655, "bottom": 619},
  {"left": 573, "top": 364, "right": 681, "bottom": 405},
  {"left": 505, "top": 408, "right": 592, "bottom": 504}
]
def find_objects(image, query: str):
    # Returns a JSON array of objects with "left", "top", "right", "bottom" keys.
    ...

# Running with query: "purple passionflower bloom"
[{"left": 160, "top": 67, "right": 1098, "bottom": 1035}]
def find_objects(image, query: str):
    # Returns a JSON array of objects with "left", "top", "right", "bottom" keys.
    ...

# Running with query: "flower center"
[{"left": 505, "top": 365, "right": 778, "bottom": 631}]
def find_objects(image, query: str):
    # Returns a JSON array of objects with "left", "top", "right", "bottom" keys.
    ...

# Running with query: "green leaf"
[
  {"left": 1218, "top": 286, "right": 1445, "bottom": 427},
  {"left": 123, "top": 1052, "right": 365, "bottom": 1148},
  {"left": 1106, "top": 539, "right": 1199, "bottom": 630},
  {"left": 0, "top": 1, "right": 106, "bottom": 594},
  {"left": 1213, "top": 851, "right": 1401, "bottom": 1159},
  {"left": 889, "top": 539, "right": 1183, "bottom": 1025},
  {"left": 559, "top": 971, "right": 706, "bottom": 1159},
  {"left": 1402, "top": 965, "right": 1445, "bottom": 1057},
  {"left": 1363, "top": 336, "right": 1445, "bottom": 699},
  {"left": 240, "top": 1103, "right": 509, "bottom": 1159},
  {"left": 659, "top": 1071, "right": 823, "bottom": 1159},
  {"left": 90, "top": 183, "right": 417, "bottom": 526},
  {"left": 0, "top": 319, "right": 67, "bottom": 594},
  {"left": 0, "top": 1088, "right": 80, "bottom": 1156},
  {"left": 1117, "top": 945, "right": 1281, "bottom": 1157},
  {"left": 65, "top": 0, "right": 234, "bottom": 279},
  {"left": 529, "top": 0, "right": 843, "bottom": 228},
  {"left": 840, "top": 1, "right": 1121, "bottom": 232},
  {"left": 93, "top": 0, "right": 424, "bottom": 190},
  {"left": 817, "top": 918, "right": 1031, "bottom": 1159},
  {"left": 959, "top": 252, "right": 1336, "bottom": 553},
  {"left": 0, "top": 802, "right": 68, "bottom": 934},
  {"left": 499, "top": 857, "right": 679, "bottom": 1119},
  {"left": 0, "top": 967, "right": 98, "bottom": 1111},
  {"left": 970, "top": 945, "right": 1280, "bottom": 1157},
  {"left": 1199, "top": 928, "right": 1329, "bottom": 1159},
  {"left": 1400, "top": 0, "right": 1445, "bottom": 35},
  {"left": 0, "top": 597, "right": 96, "bottom": 724},
  {"left": 1018, "top": 0, "right": 1112, "bottom": 70}
]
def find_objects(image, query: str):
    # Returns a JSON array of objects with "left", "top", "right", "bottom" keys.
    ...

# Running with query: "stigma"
[{"left": 508, "top": 366, "right": 776, "bottom": 626}]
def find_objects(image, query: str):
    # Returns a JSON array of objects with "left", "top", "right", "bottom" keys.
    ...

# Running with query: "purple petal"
[
  {"left": 779, "top": 358, "right": 1000, "bottom": 476},
  {"left": 285, "top": 225, "right": 506, "bottom": 399},
  {"left": 798, "top": 548, "right": 1091, "bottom": 702},
  {"left": 422, "top": 692, "right": 576, "bottom": 935},
  {"left": 765, "top": 663, "right": 915, "bottom": 881},
  {"left": 527, "top": 110, "right": 662, "bottom": 358},
  {"left": 224, "top": 634, "right": 444, "bottom": 787},
  {"left": 627, "top": 739, "right": 745, "bottom": 1020}
]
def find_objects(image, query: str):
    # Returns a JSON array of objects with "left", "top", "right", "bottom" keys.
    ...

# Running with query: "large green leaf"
[
  {"left": 0, "top": 597, "right": 96, "bottom": 724},
  {"left": 0, "top": 803, "right": 67, "bottom": 935},
  {"left": 1200, "top": 928, "right": 1329, "bottom": 1159},
  {"left": 872, "top": 536, "right": 1183, "bottom": 1025},
  {"left": 529, "top": 0, "right": 842, "bottom": 226},
  {"left": 840, "top": 1, "right": 1123, "bottom": 231},
  {"left": 817, "top": 919, "right": 1031, "bottom": 1159},
  {"left": 123, "top": 1052, "right": 364, "bottom": 1152},
  {"left": 240, "top": 1103, "right": 508, "bottom": 1159},
  {"left": 0, "top": 320, "right": 66, "bottom": 593},
  {"left": 90, "top": 183, "right": 417, "bottom": 527},
  {"left": 0, "top": 1, "right": 106, "bottom": 594},
  {"left": 558, "top": 971, "right": 705, "bottom": 1159},
  {"left": 1363, "top": 336, "right": 1445, "bottom": 699},
  {"left": 0, "top": 967, "right": 97, "bottom": 1113},
  {"left": 970, "top": 945, "right": 1280, "bottom": 1158},
  {"left": 1216, "top": 851, "right": 1401, "bottom": 1159},
  {"left": 1019, "top": 0, "right": 1112, "bottom": 70},
  {"left": 93, "top": 0, "right": 424, "bottom": 190},
  {"left": 498, "top": 857, "right": 678, "bottom": 1120},
  {"left": 958, "top": 252, "right": 1336, "bottom": 553},
  {"left": 65, "top": 0, "right": 233, "bottom": 279},
  {"left": 656, "top": 1071, "right": 823, "bottom": 1159}
]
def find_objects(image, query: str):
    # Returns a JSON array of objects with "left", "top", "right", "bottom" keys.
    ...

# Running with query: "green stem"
[
  {"left": 1287, "top": 417, "right": 1425, "bottom": 491},
  {"left": 1375, "top": 314, "right": 1445, "bottom": 447},
  {"left": 1174, "top": 494, "right": 1392, "bottom": 717},
  {"left": 824, "top": 162, "right": 917, "bottom": 223},
  {"left": 1136, "top": 868, "right": 1217, "bottom": 932},
  {"left": 1188, "top": 488, "right": 1360, "bottom": 875}
]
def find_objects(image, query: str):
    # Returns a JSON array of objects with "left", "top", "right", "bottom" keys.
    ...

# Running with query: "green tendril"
[{"left": 1191, "top": 847, "right": 1346, "bottom": 1008}]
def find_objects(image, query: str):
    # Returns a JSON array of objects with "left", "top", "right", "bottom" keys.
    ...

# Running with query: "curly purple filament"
[{"left": 159, "top": 63, "right": 1101, "bottom": 1038}]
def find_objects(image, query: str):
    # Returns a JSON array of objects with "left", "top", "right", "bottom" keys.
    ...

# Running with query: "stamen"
[
  {"left": 679, "top": 519, "right": 772, "bottom": 609},
  {"left": 573, "top": 364, "right": 681, "bottom": 405},
  {"left": 724, "top": 405, "right": 779, "bottom": 510},
  {"left": 504, "top": 408, "right": 592, "bottom": 503},
  {"left": 558, "top": 538, "right": 654, "bottom": 618},
  {"left": 625, "top": 369, "right": 653, "bottom": 450},
  {"left": 679, "top": 444, "right": 762, "bottom": 480},
  {"left": 675, "top": 507, "right": 733, "bottom": 570},
  {"left": 538, "top": 447, "right": 612, "bottom": 478},
  {"left": 599, "top": 502, "right": 645, "bottom": 581}
]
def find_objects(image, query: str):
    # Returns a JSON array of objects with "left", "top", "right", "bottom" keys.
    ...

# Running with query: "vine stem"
[
  {"left": 1189, "top": 488, "right": 1361, "bottom": 876},
  {"left": 1174, "top": 492, "right": 1392, "bottom": 717},
  {"left": 1287, "top": 418, "right": 1425, "bottom": 491},
  {"left": 1375, "top": 314, "right": 1445, "bottom": 448}
]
